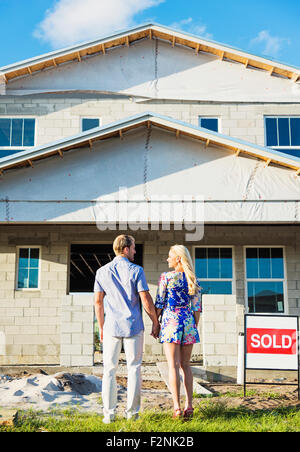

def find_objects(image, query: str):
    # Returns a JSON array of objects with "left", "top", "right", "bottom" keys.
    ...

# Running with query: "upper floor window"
[
  {"left": 16, "top": 247, "right": 40, "bottom": 290},
  {"left": 199, "top": 117, "right": 219, "bottom": 133},
  {"left": 81, "top": 118, "right": 100, "bottom": 132},
  {"left": 0, "top": 118, "right": 35, "bottom": 158},
  {"left": 265, "top": 116, "right": 300, "bottom": 158},
  {"left": 194, "top": 247, "right": 233, "bottom": 294}
]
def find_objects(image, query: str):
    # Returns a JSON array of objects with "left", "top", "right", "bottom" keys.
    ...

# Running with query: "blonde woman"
[{"left": 155, "top": 245, "right": 202, "bottom": 419}]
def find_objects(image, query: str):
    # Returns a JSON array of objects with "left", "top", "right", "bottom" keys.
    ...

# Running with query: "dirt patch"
[{"left": 116, "top": 376, "right": 167, "bottom": 390}]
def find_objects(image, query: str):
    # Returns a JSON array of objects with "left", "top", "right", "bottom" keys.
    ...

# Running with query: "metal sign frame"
[{"left": 244, "top": 314, "right": 300, "bottom": 400}]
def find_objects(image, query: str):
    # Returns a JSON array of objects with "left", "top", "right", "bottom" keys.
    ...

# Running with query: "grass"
[{"left": 1, "top": 399, "right": 300, "bottom": 432}]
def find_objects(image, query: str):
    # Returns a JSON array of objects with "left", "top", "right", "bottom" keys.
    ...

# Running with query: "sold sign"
[{"left": 247, "top": 328, "right": 297, "bottom": 355}]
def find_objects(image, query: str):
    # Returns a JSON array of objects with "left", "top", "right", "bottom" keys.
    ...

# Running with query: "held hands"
[{"left": 151, "top": 322, "right": 160, "bottom": 339}]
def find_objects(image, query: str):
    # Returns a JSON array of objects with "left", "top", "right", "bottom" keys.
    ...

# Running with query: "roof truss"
[
  {"left": 1, "top": 24, "right": 299, "bottom": 84},
  {"left": 0, "top": 113, "right": 299, "bottom": 176}
]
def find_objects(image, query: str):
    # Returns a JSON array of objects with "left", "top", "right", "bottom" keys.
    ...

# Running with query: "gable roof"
[
  {"left": 0, "top": 112, "right": 299, "bottom": 176},
  {"left": 1, "top": 23, "right": 299, "bottom": 84}
]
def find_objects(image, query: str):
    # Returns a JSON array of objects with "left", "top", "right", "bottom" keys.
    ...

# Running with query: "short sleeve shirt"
[{"left": 94, "top": 256, "right": 149, "bottom": 337}]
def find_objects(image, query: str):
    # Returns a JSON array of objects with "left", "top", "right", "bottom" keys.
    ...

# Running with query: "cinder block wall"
[
  {"left": 0, "top": 224, "right": 300, "bottom": 366},
  {"left": 1, "top": 95, "right": 300, "bottom": 148}
]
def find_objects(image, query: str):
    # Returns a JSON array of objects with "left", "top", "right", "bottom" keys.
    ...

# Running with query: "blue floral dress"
[{"left": 155, "top": 271, "right": 202, "bottom": 345}]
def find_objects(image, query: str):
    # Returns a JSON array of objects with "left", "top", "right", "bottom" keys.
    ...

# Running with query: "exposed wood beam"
[
  {"left": 88, "top": 139, "right": 93, "bottom": 150},
  {"left": 205, "top": 139, "right": 210, "bottom": 148},
  {"left": 265, "top": 158, "right": 271, "bottom": 167},
  {"left": 57, "top": 149, "right": 63, "bottom": 158},
  {"left": 79, "top": 254, "right": 95, "bottom": 276},
  {"left": 71, "top": 259, "right": 85, "bottom": 277},
  {"left": 292, "top": 73, "right": 300, "bottom": 83},
  {"left": 119, "top": 129, "right": 123, "bottom": 139},
  {"left": 244, "top": 59, "right": 249, "bottom": 68},
  {"left": 235, "top": 149, "right": 241, "bottom": 156},
  {"left": 77, "top": 52, "right": 81, "bottom": 62},
  {"left": 176, "top": 129, "right": 180, "bottom": 139},
  {"left": 147, "top": 120, "right": 151, "bottom": 129},
  {"left": 27, "top": 159, "right": 33, "bottom": 167},
  {"left": 52, "top": 59, "right": 57, "bottom": 67},
  {"left": 219, "top": 51, "right": 225, "bottom": 60},
  {"left": 27, "top": 67, "right": 32, "bottom": 75},
  {"left": 296, "top": 168, "right": 300, "bottom": 176},
  {"left": 2, "top": 74, "right": 7, "bottom": 83},
  {"left": 125, "top": 36, "right": 130, "bottom": 47},
  {"left": 102, "top": 44, "right": 106, "bottom": 55},
  {"left": 93, "top": 254, "right": 102, "bottom": 267},
  {"left": 269, "top": 66, "right": 274, "bottom": 76},
  {"left": 149, "top": 29, "right": 152, "bottom": 40},
  {"left": 172, "top": 36, "right": 176, "bottom": 47},
  {"left": 195, "top": 43, "right": 200, "bottom": 54}
]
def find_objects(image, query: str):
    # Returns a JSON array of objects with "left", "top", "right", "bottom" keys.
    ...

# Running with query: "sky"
[{"left": 0, "top": 0, "right": 299, "bottom": 69}]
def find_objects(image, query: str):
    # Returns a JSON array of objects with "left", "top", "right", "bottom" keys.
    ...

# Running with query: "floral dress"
[{"left": 155, "top": 271, "right": 202, "bottom": 345}]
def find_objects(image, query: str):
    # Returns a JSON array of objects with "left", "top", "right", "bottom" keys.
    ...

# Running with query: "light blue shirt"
[{"left": 93, "top": 256, "right": 149, "bottom": 337}]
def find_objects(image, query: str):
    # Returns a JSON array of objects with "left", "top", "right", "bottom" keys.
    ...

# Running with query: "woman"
[{"left": 155, "top": 245, "right": 202, "bottom": 419}]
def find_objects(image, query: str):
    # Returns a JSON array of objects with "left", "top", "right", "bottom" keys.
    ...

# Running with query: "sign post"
[{"left": 244, "top": 314, "right": 300, "bottom": 399}]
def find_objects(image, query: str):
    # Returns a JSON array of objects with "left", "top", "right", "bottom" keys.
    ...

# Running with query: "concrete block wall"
[
  {"left": 202, "top": 295, "right": 244, "bottom": 373},
  {"left": 60, "top": 294, "right": 94, "bottom": 367},
  {"left": 0, "top": 224, "right": 300, "bottom": 366},
  {"left": 1, "top": 95, "right": 300, "bottom": 149}
]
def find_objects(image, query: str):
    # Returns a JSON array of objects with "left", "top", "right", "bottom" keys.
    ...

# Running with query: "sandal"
[
  {"left": 173, "top": 408, "right": 182, "bottom": 419},
  {"left": 183, "top": 408, "right": 194, "bottom": 420}
]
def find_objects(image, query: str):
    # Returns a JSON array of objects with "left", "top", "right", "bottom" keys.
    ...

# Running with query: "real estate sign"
[{"left": 245, "top": 315, "right": 299, "bottom": 371}]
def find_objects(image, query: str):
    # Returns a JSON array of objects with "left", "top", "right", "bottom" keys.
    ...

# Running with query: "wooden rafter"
[
  {"left": 79, "top": 253, "right": 95, "bottom": 275},
  {"left": 195, "top": 43, "right": 200, "bottom": 54},
  {"left": 77, "top": 52, "right": 81, "bottom": 62},
  {"left": 71, "top": 259, "right": 85, "bottom": 277},
  {"left": 265, "top": 158, "right": 271, "bottom": 167},
  {"left": 57, "top": 149, "right": 63, "bottom": 158},
  {"left": 172, "top": 36, "right": 176, "bottom": 47},
  {"left": 88, "top": 139, "right": 93, "bottom": 150},
  {"left": 52, "top": 58, "right": 57, "bottom": 67},
  {"left": 27, "top": 159, "right": 33, "bottom": 167},
  {"left": 235, "top": 149, "right": 241, "bottom": 156},
  {"left": 125, "top": 36, "right": 130, "bottom": 47},
  {"left": 27, "top": 67, "right": 32, "bottom": 75},
  {"left": 296, "top": 168, "right": 300, "bottom": 176},
  {"left": 149, "top": 29, "right": 152, "bottom": 40},
  {"left": 102, "top": 44, "right": 106, "bottom": 55},
  {"left": 176, "top": 129, "right": 180, "bottom": 139},
  {"left": 119, "top": 129, "right": 123, "bottom": 139},
  {"left": 205, "top": 139, "right": 210, "bottom": 147},
  {"left": 292, "top": 73, "right": 300, "bottom": 83}
]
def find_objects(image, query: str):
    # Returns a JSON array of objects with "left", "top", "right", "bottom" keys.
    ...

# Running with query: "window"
[
  {"left": 17, "top": 247, "right": 40, "bottom": 289},
  {"left": 81, "top": 118, "right": 100, "bottom": 132},
  {"left": 194, "top": 247, "right": 233, "bottom": 294},
  {"left": 245, "top": 247, "right": 286, "bottom": 314},
  {"left": 199, "top": 117, "right": 219, "bottom": 132},
  {"left": 0, "top": 118, "right": 35, "bottom": 158},
  {"left": 265, "top": 117, "right": 300, "bottom": 158}
]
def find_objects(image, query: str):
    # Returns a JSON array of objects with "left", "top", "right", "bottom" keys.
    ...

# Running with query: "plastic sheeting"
[
  {"left": 0, "top": 127, "right": 300, "bottom": 223},
  {"left": 6, "top": 39, "right": 300, "bottom": 102}
]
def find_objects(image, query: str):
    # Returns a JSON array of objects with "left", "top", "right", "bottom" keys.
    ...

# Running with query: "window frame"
[
  {"left": 192, "top": 245, "right": 236, "bottom": 295},
  {"left": 81, "top": 117, "right": 101, "bottom": 132},
  {"left": 243, "top": 245, "right": 288, "bottom": 315},
  {"left": 198, "top": 116, "right": 221, "bottom": 133},
  {"left": 15, "top": 245, "right": 41, "bottom": 291},
  {"left": 0, "top": 116, "right": 36, "bottom": 155},
  {"left": 264, "top": 116, "right": 300, "bottom": 156}
]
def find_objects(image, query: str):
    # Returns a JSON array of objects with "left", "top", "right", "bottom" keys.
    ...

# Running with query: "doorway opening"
[{"left": 69, "top": 243, "right": 143, "bottom": 362}]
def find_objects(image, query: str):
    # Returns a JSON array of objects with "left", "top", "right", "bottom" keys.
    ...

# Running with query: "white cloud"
[
  {"left": 250, "top": 30, "right": 290, "bottom": 58},
  {"left": 169, "top": 18, "right": 213, "bottom": 40},
  {"left": 33, "top": 0, "right": 165, "bottom": 48}
]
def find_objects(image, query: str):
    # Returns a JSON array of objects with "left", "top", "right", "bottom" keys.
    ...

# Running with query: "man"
[{"left": 94, "top": 234, "right": 159, "bottom": 423}]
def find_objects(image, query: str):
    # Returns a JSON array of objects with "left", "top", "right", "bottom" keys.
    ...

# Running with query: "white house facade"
[{"left": 0, "top": 24, "right": 300, "bottom": 380}]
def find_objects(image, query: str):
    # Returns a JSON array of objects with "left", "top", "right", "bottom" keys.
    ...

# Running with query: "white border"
[{"left": 15, "top": 245, "right": 41, "bottom": 291}]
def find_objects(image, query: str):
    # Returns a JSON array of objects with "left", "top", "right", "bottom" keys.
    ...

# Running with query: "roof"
[
  {"left": 0, "top": 23, "right": 299, "bottom": 84},
  {"left": 0, "top": 112, "right": 299, "bottom": 176}
]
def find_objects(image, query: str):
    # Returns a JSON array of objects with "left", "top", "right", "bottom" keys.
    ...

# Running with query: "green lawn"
[{"left": 1, "top": 400, "right": 300, "bottom": 432}]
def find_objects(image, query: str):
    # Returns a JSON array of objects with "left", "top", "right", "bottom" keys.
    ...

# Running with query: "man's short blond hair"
[{"left": 113, "top": 235, "right": 135, "bottom": 255}]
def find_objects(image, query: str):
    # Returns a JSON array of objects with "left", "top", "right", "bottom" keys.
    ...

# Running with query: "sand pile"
[{"left": 0, "top": 372, "right": 104, "bottom": 412}]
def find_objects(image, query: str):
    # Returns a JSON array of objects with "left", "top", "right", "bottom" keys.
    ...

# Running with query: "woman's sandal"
[
  {"left": 173, "top": 408, "right": 182, "bottom": 419},
  {"left": 183, "top": 408, "right": 194, "bottom": 420}
]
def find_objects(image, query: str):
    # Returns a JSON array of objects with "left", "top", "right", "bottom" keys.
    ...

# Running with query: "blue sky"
[{"left": 0, "top": 0, "right": 299, "bottom": 69}]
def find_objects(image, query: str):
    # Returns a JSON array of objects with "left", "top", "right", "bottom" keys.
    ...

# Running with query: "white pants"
[{"left": 102, "top": 330, "right": 144, "bottom": 419}]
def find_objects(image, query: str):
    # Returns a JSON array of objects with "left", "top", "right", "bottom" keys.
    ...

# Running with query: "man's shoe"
[
  {"left": 102, "top": 416, "right": 115, "bottom": 424},
  {"left": 127, "top": 413, "right": 139, "bottom": 421}
]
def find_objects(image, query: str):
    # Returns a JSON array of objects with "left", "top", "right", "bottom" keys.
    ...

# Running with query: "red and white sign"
[{"left": 246, "top": 316, "right": 299, "bottom": 370}]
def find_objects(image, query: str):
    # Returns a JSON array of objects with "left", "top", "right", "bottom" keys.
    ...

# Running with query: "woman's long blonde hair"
[{"left": 170, "top": 245, "right": 199, "bottom": 296}]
